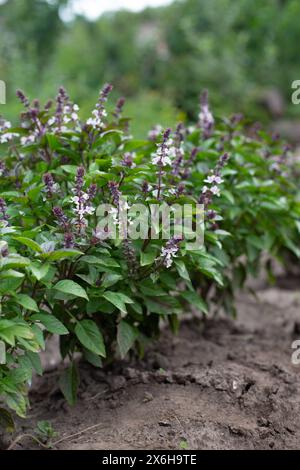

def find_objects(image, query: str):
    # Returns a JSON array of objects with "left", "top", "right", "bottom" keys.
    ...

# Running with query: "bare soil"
[{"left": 11, "top": 284, "right": 300, "bottom": 450}]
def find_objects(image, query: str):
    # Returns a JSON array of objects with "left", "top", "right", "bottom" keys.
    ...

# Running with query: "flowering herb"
[
  {"left": 198, "top": 89, "right": 214, "bottom": 139},
  {"left": 152, "top": 128, "right": 177, "bottom": 200},
  {"left": 70, "top": 167, "right": 96, "bottom": 235},
  {"left": 0, "top": 85, "right": 299, "bottom": 432},
  {"left": 159, "top": 235, "right": 183, "bottom": 268},
  {"left": 148, "top": 124, "right": 163, "bottom": 141},
  {"left": 113, "top": 96, "right": 126, "bottom": 122},
  {"left": 108, "top": 180, "right": 121, "bottom": 206},
  {"left": 0, "top": 197, "right": 9, "bottom": 225},
  {"left": 87, "top": 83, "right": 113, "bottom": 128},
  {"left": 200, "top": 153, "right": 229, "bottom": 209},
  {"left": 121, "top": 152, "right": 136, "bottom": 168},
  {"left": 53, "top": 206, "right": 70, "bottom": 231},
  {"left": 43, "top": 173, "right": 59, "bottom": 198}
]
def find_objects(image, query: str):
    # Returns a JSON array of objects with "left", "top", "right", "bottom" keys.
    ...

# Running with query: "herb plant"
[{"left": 0, "top": 85, "right": 299, "bottom": 433}]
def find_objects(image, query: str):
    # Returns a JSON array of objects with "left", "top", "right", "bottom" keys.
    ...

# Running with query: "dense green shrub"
[{"left": 0, "top": 85, "right": 299, "bottom": 433}]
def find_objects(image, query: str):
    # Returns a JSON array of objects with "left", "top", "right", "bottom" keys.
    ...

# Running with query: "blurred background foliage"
[{"left": 1, "top": 0, "right": 300, "bottom": 137}]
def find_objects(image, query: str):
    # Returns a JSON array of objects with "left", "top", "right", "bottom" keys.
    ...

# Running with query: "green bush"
[{"left": 0, "top": 85, "right": 299, "bottom": 434}]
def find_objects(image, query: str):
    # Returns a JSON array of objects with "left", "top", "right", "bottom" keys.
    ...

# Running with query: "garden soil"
[{"left": 10, "top": 282, "right": 300, "bottom": 450}]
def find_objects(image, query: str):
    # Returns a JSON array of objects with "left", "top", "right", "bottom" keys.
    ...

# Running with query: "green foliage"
[
  {"left": 2, "top": 0, "right": 300, "bottom": 127},
  {"left": 35, "top": 420, "right": 58, "bottom": 442},
  {"left": 0, "top": 85, "right": 299, "bottom": 434}
]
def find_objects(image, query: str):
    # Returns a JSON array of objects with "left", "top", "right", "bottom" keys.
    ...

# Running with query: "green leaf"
[
  {"left": 29, "top": 262, "right": 50, "bottom": 281},
  {"left": 0, "top": 256, "right": 30, "bottom": 270},
  {"left": 46, "top": 250, "right": 83, "bottom": 261},
  {"left": 59, "top": 362, "right": 79, "bottom": 406},
  {"left": 0, "top": 341, "right": 6, "bottom": 364},
  {"left": 101, "top": 292, "right": 125, "bottom": 313},
  {"left": 13, "top": 236, "right": 42, "bottom": 253},
  {"left": 6, "top": 394, "right": 27, "bottom": 418},
  {"left": 116, "top": 293, "right": 134, "bottom": 304},
  {"left": 15, "top": 357, "right": 33, "bottom": 383},
  {"left": 0, "top": 269, "right": 24, "bottom": 280},
  {"left": 60, "top": 164, "right": 79, "bottom": 175},
  {"left": 15, "top": 294, "right": 39, "bottom": 312},
  {"left": 140, "top": 250, "right": 157, "bottom": 266},
  {"left": 102, "top": 291, "right": 133, "bottom": 313},
  {"left": 81, "top": 255, "right": 120, "bottom": 268},
  {"left": 17, "top": 337, "right": 40, "bottom": 353},
  {"left": 86, "top": 299, "right": 115, "bottom": 314},
  {"left": 199, "top": 266, "right": 224, "bottom": 286},
  {"left": 144, "top": 297, "right": 180, "bottom": 315},
  {"left": 222, "top": 190, "right": 235, "bottom": 204},
  {"left": 25, "top": 351, "right": 43, "bottom": 376},
  {"left": 31, "top": 324, "right": 45, "bottom": 350},
  {"left": 0, "top": 321, "right": 34, "bottom": 346},
  {"left": 53, "top": 280, "right": 88, "bottom": 300},
  {"left": 174, "top": 260, "right": 191, "bottom": 282},
  {"left": 83, "top": 348, "right": 103, "bottom": 368},
  {"left": 31, "top": 313, "right": 68, "bottom": 335},
  {"left": 0, "top": 278, "right": 23, "bottom": 294},
  {"left": 101, "top": 273, "right": 122, "bottom": 288},
  {"left": 46, "top": 133, "right": 61, "bottom": 151},
  {"left": 75, "top": 320, "right": 106, "bottom": 357},
  {"left": 117, "top": 321, "right": 138, "bottom": 359},
  {"left": 181, "top": 291, "right": 208, "bottom": 314},
  {"left": 140, "top": 285, "right": 166, "bottom": 297}
]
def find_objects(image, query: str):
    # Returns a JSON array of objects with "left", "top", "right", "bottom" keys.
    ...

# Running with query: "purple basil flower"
[
  {"left": 210, "top": 222, "right": 219, "bottom": 231},
  {"left": 176, "top": 183, "right": 185, "bottom": 197},
  {"left": 182, "top": 147, "right": 199, "bottom": 178},
  {"left": 198, "top": 90, "right": 214, "bottom": 139},
  {"left": 171, "top": 124, "right": 186, "bottom": 176},
  {"left": 123, "top": 239, "right": 138, "bottom": 277},
  {"left": 114, "top": 96, "right": 126, "bottom": 121},
  {"left": 54, "top": 86, "right": 70, "bottom": 130},
  {"left": 87, "top": 83, "right": 113, "bottom": 128},
  {"left": 152, "top": 128, "right": 175, "bottom": 167},
  {"left": 121, "top": 152, "right": 135, "bottom": 168},
  {"left": 53, "top": 206, "right": 69, "bottom": 230},
  {"left": 108, "top": 181, "right": 121, "bottom": 206},
  {"left": 43, "top": 173, "right": 58, "bottom": 197},
  {"left": 44, "top": 100, "right": 53, "bottom": 110},
  {"left": 271, "top": 132, "right": 280, "bottom": 142},
  {"left": 171, "top": 148, "right": 184, "bottom": 176},
  {"left": 0, "top": 244, "right": 9, "bottom": 257},
  {"left": 64, "top": 232, "right": 75, "bottom": 249},
  {"left": 102, "top": 83, "right": 113, "bottom": 98},
  {"left": 32, "top": 99, "right": 40, "bottom": 111},
  {"left": 75, "top": 166, "right": 85, "bottom": 192},
  {"left": 148, "top": 124, "right": 163, "bottom": 142},
  {"left": 16, "top": 89, "right": 30, "bottom": 108},
  {"left": 160, "top": 235, "right": 183, "bottom": 268},
  {"left": 152, "top": 128, "right": 176, "bottom": 200},
  {"left": 207, "top": 209, "right": 217, "bottom": 220},
  {"left": 230, "top": 113, "right": 244, "bottom": 127},
  {"left": 0, "top": 197, "right": 9, "bottom": 223},
  {"left": 174, "top": 122, "right": 186, "bottom": 147},
  {"left": 71, "top": 167, "right": 95, "bottom": 234},
  {"left": 88, "top": 183, "right": 97, "bottom": 201},
  {"left": 141, "top": 181, "right": 149, "bottom": 194},
  {"left": 209, "top": 152, "right": 230, "bottom": 178},
  {"left": 199, "top": 152, "right": 229, "bottom": 206}
]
